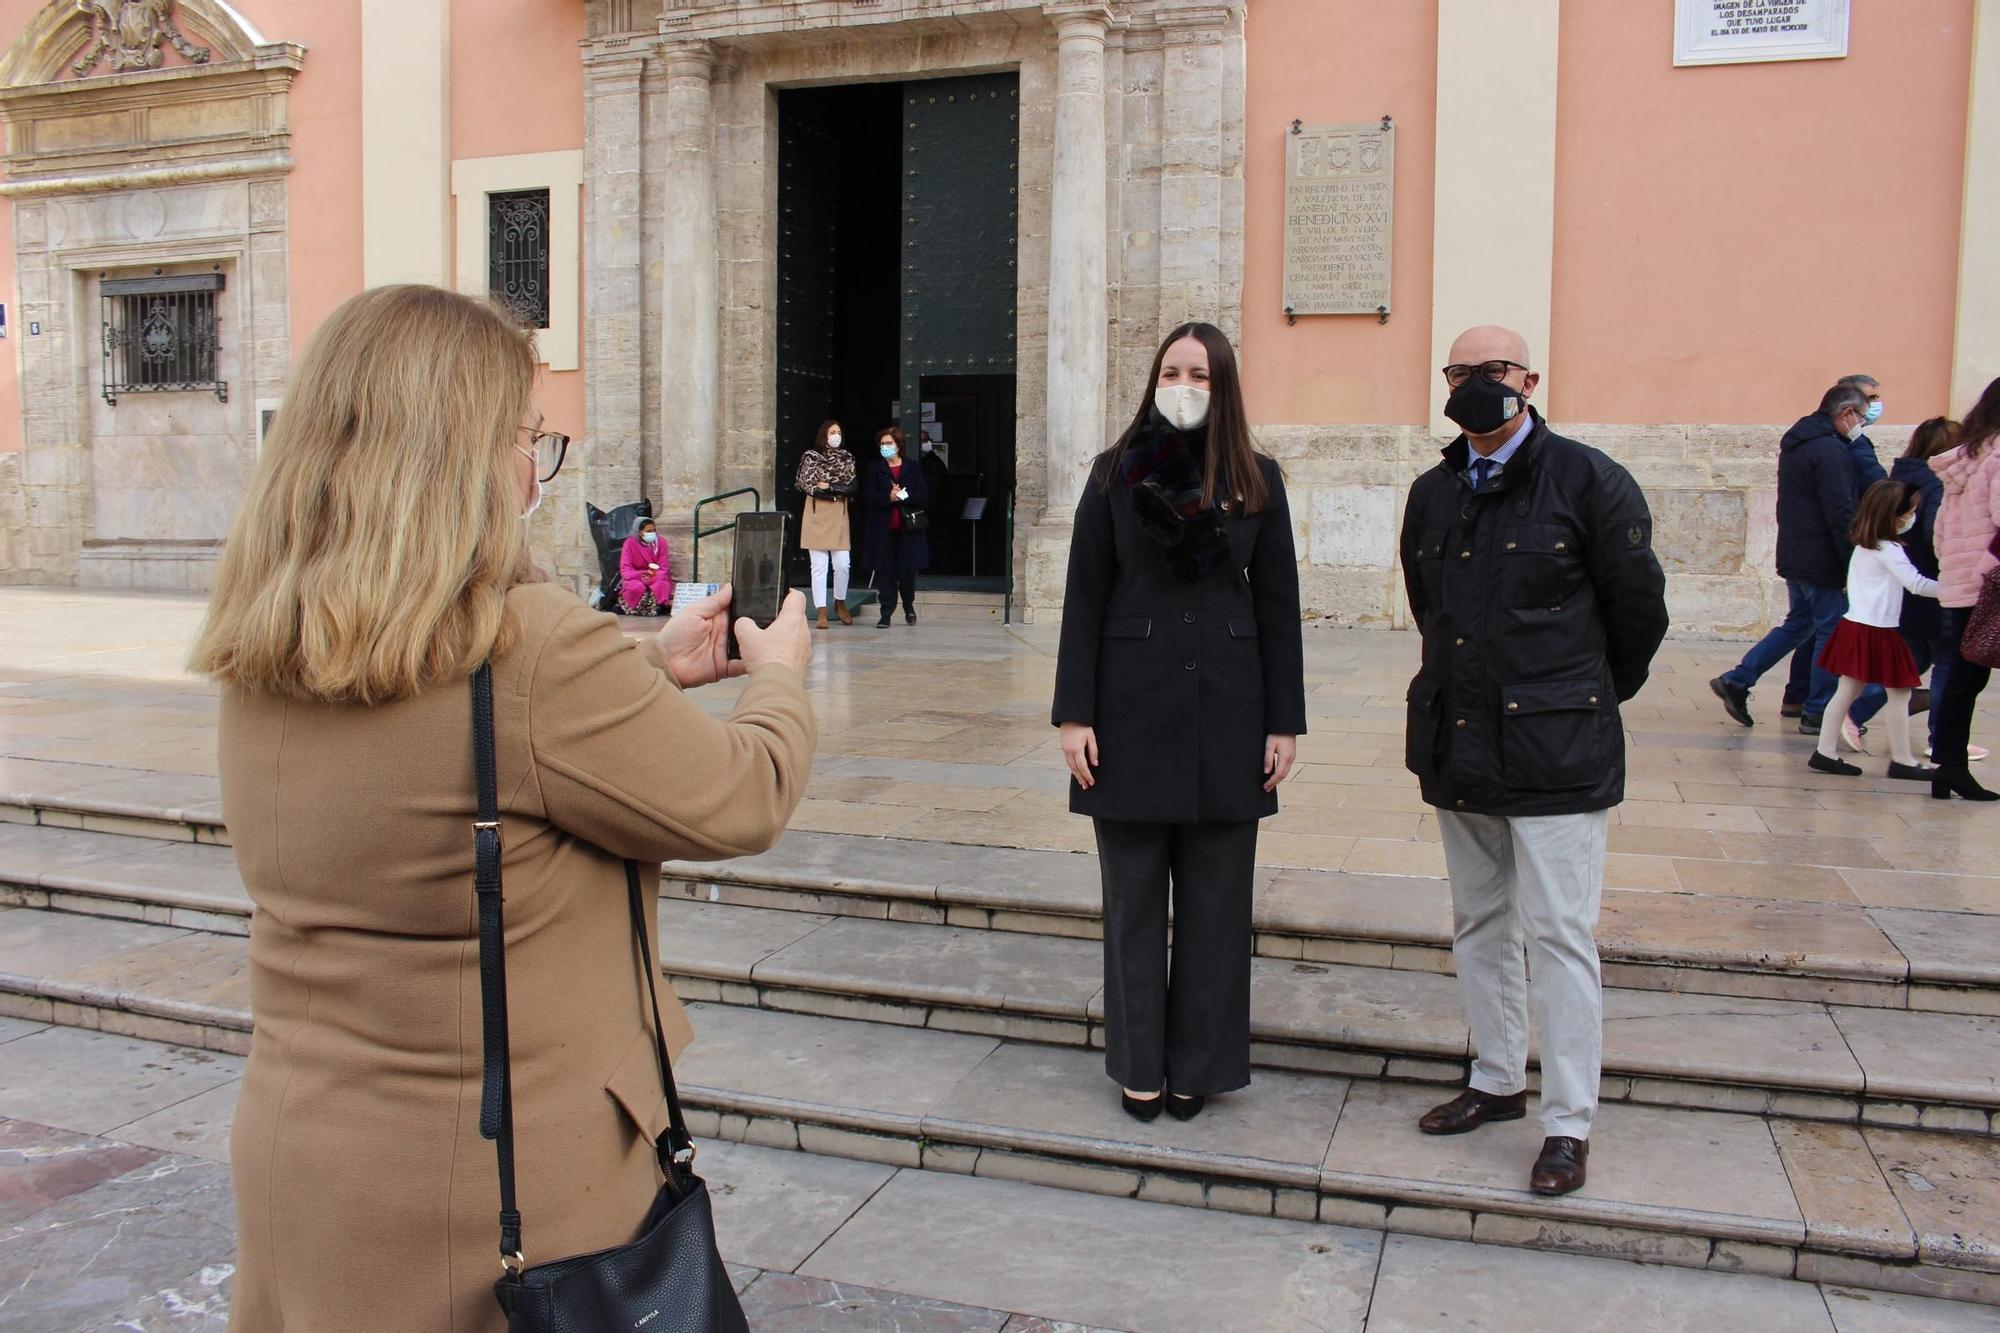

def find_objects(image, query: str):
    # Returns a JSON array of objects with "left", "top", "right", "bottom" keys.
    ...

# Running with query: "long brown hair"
[
  {"left": 1093, "top": 322, "right": 1270, "bottom": 514},
  {"left": 1902, "top": 417, "right": 1959, "bottom": 461},
  {"left": 1962, "top": 377, "right": 2000, "bottom": 460},
  {"left": 190, "top": 285, "right": 538, "bottom": 704},
  {"left": 1850, "top": 479, "right": 1918, "bottom": 551}
]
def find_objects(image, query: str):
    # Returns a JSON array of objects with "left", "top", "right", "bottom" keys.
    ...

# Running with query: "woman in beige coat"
[
  {"left": 795, "top": 419, "right": 857, "bottom": 629},
  {"left": 191, "top": 285, "right": 816, "bottom": 1331}
]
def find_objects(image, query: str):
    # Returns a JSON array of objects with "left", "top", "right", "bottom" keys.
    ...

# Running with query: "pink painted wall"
[
  {"left": 1550, "top": 0, "right": 1975, "bottom": 425},
  {"left": 1240, "top": 0, "right": 1438, "bottom": 427},
  {"left": 451, "top": 0, "right": 587, "bottom": 442}
]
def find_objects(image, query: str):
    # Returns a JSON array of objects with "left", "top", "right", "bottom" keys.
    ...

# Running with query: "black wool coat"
[
  {"left": 860, "top": 455, "right": 932, "bottom": 577},
  {"left": 1052, "top": 447, "right": 1308, "bottom": 824},
  {"left": 1399, "top": 412, "right": 1669, "bottom": 817},
  {"left": 1774, "top": 412, "right": 1861, "bottom": 589}
]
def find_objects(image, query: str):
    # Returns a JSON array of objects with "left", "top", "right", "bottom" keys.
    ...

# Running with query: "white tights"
[
  {"left": 809, "top": 549, "right": 851, "bottom": 610},
  {"left": 1818, "top": 677, "right": 1916, "bottom": 765}
]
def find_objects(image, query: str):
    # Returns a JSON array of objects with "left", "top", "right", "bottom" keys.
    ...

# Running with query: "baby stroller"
[{"left": 586, "top": 499, "right": 656, "bottom": 614}]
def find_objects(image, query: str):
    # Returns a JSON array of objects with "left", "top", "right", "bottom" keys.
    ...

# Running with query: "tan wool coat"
[
  {"left": 220, "top": 582, "right": 815, "bottom": 1332},
  {"left": 795, "top": 447, "right": 855, "bottom": 552}
]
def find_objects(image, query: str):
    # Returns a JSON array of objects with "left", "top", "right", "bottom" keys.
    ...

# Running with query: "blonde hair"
[{"left": 191, "top": 285, "right": 538, "bottom": 704}]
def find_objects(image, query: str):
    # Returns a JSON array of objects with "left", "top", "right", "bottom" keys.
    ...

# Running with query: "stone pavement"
[{"left": 4, "top": 1022, "right": 1995, "bottom": 1333}]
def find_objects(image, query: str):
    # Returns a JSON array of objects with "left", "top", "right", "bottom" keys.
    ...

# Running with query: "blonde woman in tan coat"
[{"left": 190, "top": 285, "right": 816, "bottom": 1331}]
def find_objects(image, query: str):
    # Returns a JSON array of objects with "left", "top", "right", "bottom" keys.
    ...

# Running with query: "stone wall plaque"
[
  {"left": 1674, "top": 0, "right": 1849, "bottom": 67},
  {"left": 1282, "top": 119, "right": 1393, "bottom": 319}
]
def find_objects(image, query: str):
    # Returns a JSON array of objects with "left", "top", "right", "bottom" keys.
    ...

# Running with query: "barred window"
[
  {"left": 100, "top": 273, "right": 227, "bottom": 406},
  {"left": 488, "top": 189, "right": 551, "bottom": 329}
]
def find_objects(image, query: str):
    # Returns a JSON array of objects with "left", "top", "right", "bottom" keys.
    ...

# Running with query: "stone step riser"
[
  {"left": 2, "top": 981, "right": 1992, "bottom": 1309},
  {"left": 665, "top": 974, "right": 1997, "bottom": 1137},
  {"left": 668, "top": 877, "right": 1982, "bottom": 1015}
]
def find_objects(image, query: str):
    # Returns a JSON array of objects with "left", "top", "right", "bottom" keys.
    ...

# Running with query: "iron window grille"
[
  {"left": 100, "top": 273, "right": 226, "bottom": 406},
  {"left": 488, "top": 189, "right": 551, "bottom": 329}
]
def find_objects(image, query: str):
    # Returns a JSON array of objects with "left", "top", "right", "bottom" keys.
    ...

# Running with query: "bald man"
[{"left": 1398, "top": 326, "right": 1668, "bottom": 1196}]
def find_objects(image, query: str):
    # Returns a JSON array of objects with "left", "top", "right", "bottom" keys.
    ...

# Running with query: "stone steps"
[
  {"left": 0, "top": 899, "right": 1993, "bottom": 1307},
  {"left": 2, "top": 822, "right": 1996, "bottom": 1133},
  {"left": 6, "top": 766, "right": 1997, "bottom": 1018}
]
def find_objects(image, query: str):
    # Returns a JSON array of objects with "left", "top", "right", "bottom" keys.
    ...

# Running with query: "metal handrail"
[
  {"left": 1003, "top": 491, "right": 1016, "bottom": 625},
  {"left": 690, "top": 487, "right": 761, "bottom": 583}
]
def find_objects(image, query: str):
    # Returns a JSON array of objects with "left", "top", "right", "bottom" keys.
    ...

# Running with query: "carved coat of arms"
[{"left": 71, "top": 0, "right": 212, "bottom": 77}]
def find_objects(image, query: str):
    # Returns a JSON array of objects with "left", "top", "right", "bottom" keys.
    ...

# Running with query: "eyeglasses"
[
  {"left": 1441, "top": 360, "right": 1529, "bottom": 388},
  {"left": 519, "top": 427, "right": 569, "bottom": 484}
]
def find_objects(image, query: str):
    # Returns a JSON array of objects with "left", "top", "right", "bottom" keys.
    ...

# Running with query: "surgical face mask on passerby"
[
  {"left": 1842, "top": 414, "right": 1867, "bottom": 442},
  {"left": 1863, "top": 400, "right": 1884, "bottom": 426},
  {"left": 1154, "top": 383, "right": 1212, "bottom": 431},
  {"left": 641, "top": 530, "right": 658, "bottom": 545},
  {"left": 1897, "top": 512, "right": 1917, "bottom": 535},
  {"left": 828, "top": 433, "right": 843, "bottom": 448},
  {"left": 515, "top": 445, "right": 544, "bottom": 519}
]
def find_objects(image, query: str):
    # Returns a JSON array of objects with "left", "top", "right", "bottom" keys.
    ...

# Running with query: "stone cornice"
[{"left": 0, "top": 151, "right": 293, "bottom": 197}]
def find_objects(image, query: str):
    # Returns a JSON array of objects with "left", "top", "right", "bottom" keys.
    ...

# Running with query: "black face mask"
[{"left": 1444, "top": 376, "right": 1527, "bottom": 436}]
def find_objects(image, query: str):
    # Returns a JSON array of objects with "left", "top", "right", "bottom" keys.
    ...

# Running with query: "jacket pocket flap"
[
  {"left": 1227, "top": 617, "right": 1258, "bottom": 639},
  {"left": 1500, "top": 524, "right": 1575, "bottom": 556},
  {"left": 1407, "top": 677, "right": 1441, "bottom": 708},
  {"left": 1102, "top": 617, "right": 1152, "bottom": 639},
  {"left": 1414, "top": 529, "right": 1446, "bottom": 559},
  {"left": 605, "top": 1028, "right": 671, "bottom": 1145},
  {"left": 1502, "top": 678, "right": 1605, "bottom": 715}
]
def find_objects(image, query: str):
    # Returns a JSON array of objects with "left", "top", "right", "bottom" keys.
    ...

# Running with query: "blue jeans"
[{"left": 1724, "top": 579, "right": 1884, "bottom": 722}]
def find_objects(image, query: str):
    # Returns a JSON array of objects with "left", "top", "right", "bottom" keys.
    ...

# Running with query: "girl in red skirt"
[{"left": 1813, "top": 480, "right": 1941, "bottom": 778}]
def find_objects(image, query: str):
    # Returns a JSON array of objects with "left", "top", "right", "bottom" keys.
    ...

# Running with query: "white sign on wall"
[{"left": 1674, "top": 0, "right": 1849, "bottom": 67}]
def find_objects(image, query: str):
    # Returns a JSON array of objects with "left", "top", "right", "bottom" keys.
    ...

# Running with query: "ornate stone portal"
[
  {"left": 0, "top": 0, "right": 301, "bottom": 590},
  {"left": 575, "top": 0, "right": 1247, "bottom": 618}
]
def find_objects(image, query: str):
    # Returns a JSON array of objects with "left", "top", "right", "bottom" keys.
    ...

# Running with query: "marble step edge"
[
  {"left": 2, "top": 943, "right": 1995, "bottom": 1304},
  {"left": 2, "top": 794, "right": 226, "bottom": 844}
]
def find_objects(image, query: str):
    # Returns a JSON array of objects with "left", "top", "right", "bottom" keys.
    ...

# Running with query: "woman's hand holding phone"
[
  {"left": 737, "top": 590, "right": 814, "bottom": 677},
  {"left": 655, "top": 584, "right": 742, "bottom": 688}
]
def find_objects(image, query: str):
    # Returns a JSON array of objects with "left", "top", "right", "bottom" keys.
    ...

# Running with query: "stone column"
[
  {"left": 1953, "top": 0, "right": 2000, "bottom": 412},
  {"left": 1154, "top": 6, "right": 1232, "bottom": 339},
  {"left": 1043, "top": 3, "right": 1113, "bottom": 514},
  {"left": 658, "top": 40, "right": 721, "bottom": 516},
  {"left": 582, "top": 48, "right": 648, "bottom": 508}
]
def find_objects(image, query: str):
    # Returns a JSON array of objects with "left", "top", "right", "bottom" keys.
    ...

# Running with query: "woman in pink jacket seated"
[
  {"left": 1927, "top": 376, "right": 2000, "bottom": 801},
  {"left": 619, "top": 517, "right": 675, "bottom": 615}
]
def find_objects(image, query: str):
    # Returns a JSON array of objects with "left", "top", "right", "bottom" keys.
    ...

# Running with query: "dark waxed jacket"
[
  {"left": 1052, "top": 452, "right": 1308, "bottom": 824},
  {"left": 1891, "top": 453, "right": 1944, "bottom": 640},
  {"left": 1399, "top": 411, "right": 1668, "bottom": 817},
  {"left": 1776, "top": 412, "right": 1863, "bottom": 588}
]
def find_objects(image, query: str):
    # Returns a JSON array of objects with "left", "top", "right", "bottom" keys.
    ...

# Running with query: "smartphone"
[{"left": 726, "top": 512, "right": 788, "bottom": 661}]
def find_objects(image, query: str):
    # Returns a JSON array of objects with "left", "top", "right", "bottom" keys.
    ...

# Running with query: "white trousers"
[
  {"left": 808, "top": 549, "right": 851, "bottom": 610},
  {"left": 1435, "top": 808, "right": 1609, "bottom": 1140}
]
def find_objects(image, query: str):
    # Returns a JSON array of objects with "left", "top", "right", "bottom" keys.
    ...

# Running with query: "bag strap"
[{"left": 469, "top": 666, "right": 697, "bottom": 1274}]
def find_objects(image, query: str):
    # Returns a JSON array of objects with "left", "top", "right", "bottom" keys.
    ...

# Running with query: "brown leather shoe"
[
  {"left": 1530, "top": 1136, "right": 1589, "bottom": 1195},
  {"left": 834, "top": 599, "right": 853, "bottom": 625},
  {"left": 1418, "top": 1088, "right": 1527, "bottom": 1136},
  {"left": 815, "top": 607, "right": 830, "bottom": 630}
]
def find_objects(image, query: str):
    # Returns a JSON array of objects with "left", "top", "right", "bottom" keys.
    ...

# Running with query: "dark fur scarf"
[{"left": 1119, "top": 415, "right": 1234, "bottom": 582}]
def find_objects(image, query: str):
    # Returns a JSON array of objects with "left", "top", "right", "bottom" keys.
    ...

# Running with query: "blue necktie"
[{"left": 1471, "top": 457, "right": 1495, "bottom": 490}]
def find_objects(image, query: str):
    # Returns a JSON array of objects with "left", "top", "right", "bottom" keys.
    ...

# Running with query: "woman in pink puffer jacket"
[{"left": 1927, "top": 376, "right": 2000, "bottom": 800}]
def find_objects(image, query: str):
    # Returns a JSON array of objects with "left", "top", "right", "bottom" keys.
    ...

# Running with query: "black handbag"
[
  {"left": 899, "top": 503, "right": 931, "bottom": 532},
  {"left": 469, "top": 665, "right": 748, "bottom": 1333}
]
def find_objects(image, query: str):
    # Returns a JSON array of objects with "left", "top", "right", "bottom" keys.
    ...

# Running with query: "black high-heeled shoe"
[
  {"left": 1164, "top": 1093, "right": 1205, "bottom": 1122},
  {"left": 1932, "top": 766, "right": 2000, "bottom": 801},
  {"left": 1121, "top": 1091, "right": 1164, "bottom": 1123}
]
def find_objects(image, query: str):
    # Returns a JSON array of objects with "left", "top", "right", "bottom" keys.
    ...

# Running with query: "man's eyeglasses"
[
  {"left": 520, "top": 428, "right": 569, "bottom": 484},
  {"left": 1441, "top": 360, "right": 1529, "bottom": 389}
]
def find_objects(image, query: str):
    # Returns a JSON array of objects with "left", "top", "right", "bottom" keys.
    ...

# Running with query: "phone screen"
[{"left": 728, "top": 512, "right": 788, "bottom": 659}]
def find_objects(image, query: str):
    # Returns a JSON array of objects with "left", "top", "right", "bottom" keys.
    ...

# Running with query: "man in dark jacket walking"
[
  {"left": 1711, "top": 384, "right": 1882, "bottom": 731},
  {"left": 1781, "top": 373, "right": 1888, "bottom": 717},
  {"left": 1399, "top": 326, "right": 1668, "bottom": 1198}
]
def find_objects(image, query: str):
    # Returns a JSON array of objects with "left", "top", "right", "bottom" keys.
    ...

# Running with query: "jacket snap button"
[
  {"left": 1555, "top": 541, "right": 1566, "bottom": 552},
  {"left": 1455, "top": 799, "right": 1467, "bottom": 809},
  {"left": 1454, "top": 637, "right": 1465, "bottom": 646},
  {"left": 1459, "top": 550, "right": 1471, "bottom": 559},
  {"left": 1184, "top": 611, "right": 1197, "bottom": 623},
  {"left": 1455, "top": 717, "right": 1468, "bottom": 728},
  {"left": 1504, "top": 541, "right": 1517, "bottom": 551},
  {"left": 1589, "top": 695, "right": 1599, "bottom": 705},
  {"left": 1184, "top": 661, "right": 1197, "bottom": 671},
  {"left": 1506, "top": 701, "right": 1519, "bottom": 711}
]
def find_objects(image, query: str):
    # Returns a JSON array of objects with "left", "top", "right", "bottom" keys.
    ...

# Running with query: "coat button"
[
  {"left": 1459, "top": 550, "right": 1471, "bottom": 559},
  {"left": 1184, "top": 611, "right": 1197, "bottom": 623},
  {"left": 1506, "top": 701, "right": 1519, "bottom": 711},
  {"left": 1185, "top": 661, "right": 1197, "bottom": 671},
  {"left": 1555, "top": 541, "right": 1567, "bottom": 552},
  {"left": 1455, "top": 799, "right": 1467, "bottom": 809},
  {"left": 1589, "top": 695, "right": 1599, "bottom": 705},
  {"left": 1455, "top": 717, "right": 1468, "bottom": 728},
  {"left": 1504, "top": 541, "right": 1517, "bottom": 551},
  {"left": 1454, "top": 637, "right": 1465, "bottom": 647}
]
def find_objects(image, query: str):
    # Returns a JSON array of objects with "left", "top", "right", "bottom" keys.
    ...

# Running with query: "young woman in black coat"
[
  {"left": 1051, "top": 322, "right": 1307, "bottom": 1123},
  {"left": 862, "top": 425, "right": 931, "bottom": 627}
]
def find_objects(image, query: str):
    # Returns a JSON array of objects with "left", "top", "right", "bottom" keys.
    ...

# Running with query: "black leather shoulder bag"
[{"left": 470, "top": 665, "right": 748, "bottom": 1332}]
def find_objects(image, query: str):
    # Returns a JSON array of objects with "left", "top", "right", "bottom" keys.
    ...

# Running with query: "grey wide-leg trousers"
[{"left": 1093, "top": 817, "right": 1260, "bottom": 1097}]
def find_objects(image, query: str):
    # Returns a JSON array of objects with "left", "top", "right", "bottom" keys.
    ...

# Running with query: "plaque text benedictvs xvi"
[{"left": 1282, "top": 120, "right": 1394, "bottom": 321}]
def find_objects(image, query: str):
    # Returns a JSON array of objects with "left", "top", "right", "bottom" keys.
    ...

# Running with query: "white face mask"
[
  {"left": 1843, "top": 418, "right": 1866, "bottom": 442},
  {"left": 1154, "top": 383, "right": 1212, "bottom": 431},
  {"left": 515, "top": 445, "right": 543, "bottom": 519},
  {"left": 827, "top": 434, "right": 842, "bottom": 448},
  {"left": 641, "top": 531, "right": 658, "bottom": 545},
  {"left": 1897, "top": 512, "right": 1916, "bottom": 535}
]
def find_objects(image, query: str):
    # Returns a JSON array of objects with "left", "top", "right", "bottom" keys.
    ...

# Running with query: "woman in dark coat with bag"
[
  {"left": 1893, "top": 417, "right": 1963, "bottom": 760},
  {"left": 1051, "top": 321, "right": 1307, "bottom": 1122},
  {"left": 862, "top": 425, "right": 931, "bottom": 627}
]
